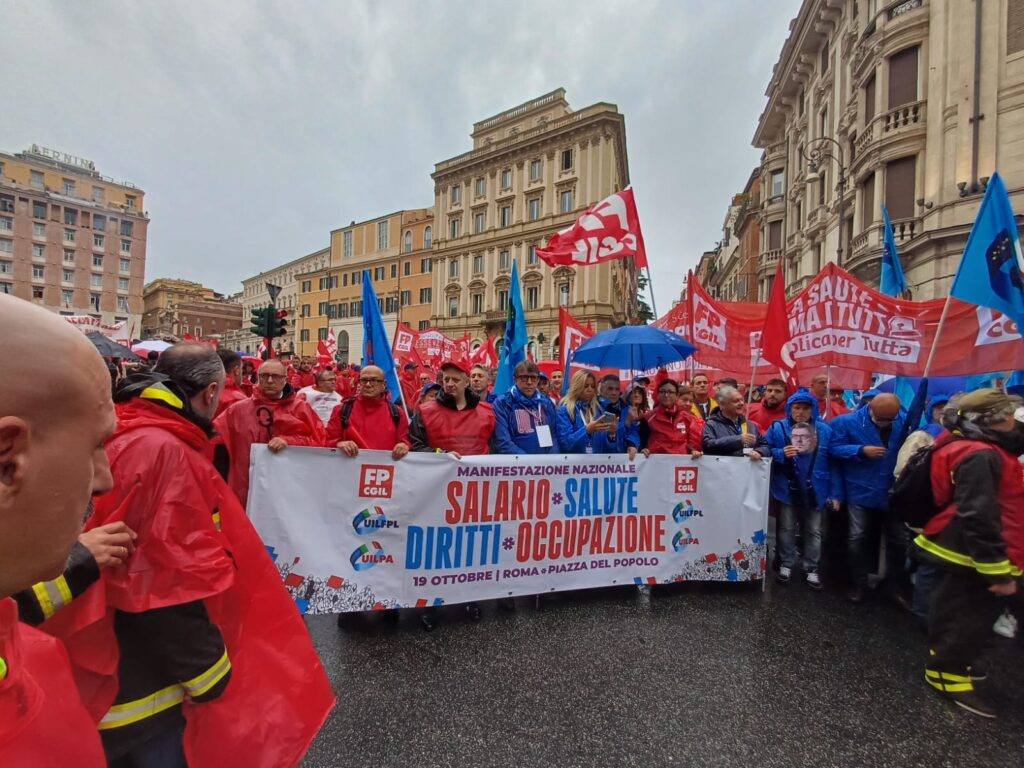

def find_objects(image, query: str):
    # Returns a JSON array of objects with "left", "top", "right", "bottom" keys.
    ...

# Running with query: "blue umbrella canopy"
[{"left": 571, "top": 325, "right": 696, "bottom": 372}]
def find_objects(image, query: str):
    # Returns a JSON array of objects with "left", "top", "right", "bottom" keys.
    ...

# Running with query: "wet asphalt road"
[{"left": 301, "top": 579, "right": 1024, "bottom": 768}]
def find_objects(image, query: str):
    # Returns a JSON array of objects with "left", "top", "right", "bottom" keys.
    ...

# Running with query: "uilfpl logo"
[
  {"left": 674, "top": 466, "right": 698, "bottom": 494},
  {"left": 672, "top": 528, "right": 700, "bottom": 552},
  {"left": 350, "top": 541, "right": 393, "bottom": 571},
  {"left": 352, "top": 506, "right": 398, "bottom": 535},
  {"left": 672, "top": 500, "right": 703, "bottom": 522},
  {"left": 359, "top": 465, "right": 394, "bottom": 498}
]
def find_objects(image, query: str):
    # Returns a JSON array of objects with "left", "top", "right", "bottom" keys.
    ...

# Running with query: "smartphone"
[{"left": 600, "top": 412, "right": 616, "bottom": 424}]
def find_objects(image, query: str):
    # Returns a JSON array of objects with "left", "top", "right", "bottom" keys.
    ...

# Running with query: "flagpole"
[
  {"left": 747, "top": 350, "right": 760, "bottom": 408},
  {"left": 922, "top": 294, "right": 955, "bottom": 378},
  {"left": 644, "top": 264, "right": 659, "bottom": 323},
  {"left": 824, "top": 365, "right": 832, "bottom": 422}
]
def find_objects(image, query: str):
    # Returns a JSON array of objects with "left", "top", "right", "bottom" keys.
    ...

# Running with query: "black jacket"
[{"left": 702, "top": 409, "right": 768, "bottom": 457}]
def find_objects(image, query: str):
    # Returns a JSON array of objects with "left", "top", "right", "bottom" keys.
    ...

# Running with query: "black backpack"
[
  {"left": 891, "top": 435, "right": 957, "bottom": 528},
  {"left": 339, "top": 397, "right": 402, "bottom": 429}
]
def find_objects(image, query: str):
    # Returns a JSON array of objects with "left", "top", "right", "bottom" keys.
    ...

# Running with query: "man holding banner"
[
  {"left": 492, "top": 360, "right": 561, "bottom": 455},
  {"left": 409, "top": 360, "right": 495, "bottom": 457},
  {"left": 325, "top": 365, "right": 410, "bottom": 460}
]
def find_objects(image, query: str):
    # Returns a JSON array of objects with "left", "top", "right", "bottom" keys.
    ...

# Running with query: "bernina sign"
[{"left": 26, "top": 144, "right": 96, "bottom": 172}]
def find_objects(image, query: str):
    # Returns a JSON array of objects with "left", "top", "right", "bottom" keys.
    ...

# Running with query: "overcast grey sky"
[{"left": 1, "top": 0, "right": 801, "bottom": 315}]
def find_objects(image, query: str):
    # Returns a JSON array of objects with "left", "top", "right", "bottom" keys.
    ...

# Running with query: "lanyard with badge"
[{"left": 525, "top": 403, "right": 553, "bottom": 449}]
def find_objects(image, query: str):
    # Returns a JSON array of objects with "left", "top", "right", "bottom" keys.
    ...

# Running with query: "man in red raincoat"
[
  {"left": 215, "top": 358, "right": 325, "bottom": 506},
  {"left": 325, "top": 364, "right": 411, "bottom": 458},
  {"left": 0, "top": 294, "right": 115, "bottom": 767},
  {"left": 50, "top": 344, "right": 334, "bottom": 766},
  {"left": 215, "top": 349, "right": 248, "bottom": 417}
]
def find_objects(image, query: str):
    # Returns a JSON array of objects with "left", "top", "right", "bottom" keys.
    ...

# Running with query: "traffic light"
[
  {"left": 249, "top": 306, "right": 269, "bottom": 337},
  {"left": 273, "top": 309, "right": 288, "bottom": 338}
]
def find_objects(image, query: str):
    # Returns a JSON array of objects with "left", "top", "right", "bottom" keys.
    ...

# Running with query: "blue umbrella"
[{"left": 571, "top": 325, "right": 696, "bottom": 373}]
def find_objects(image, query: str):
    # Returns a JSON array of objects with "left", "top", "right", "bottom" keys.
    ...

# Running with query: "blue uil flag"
[{"left": 951, "top": 172, "right": 1024, "bottom": 328}]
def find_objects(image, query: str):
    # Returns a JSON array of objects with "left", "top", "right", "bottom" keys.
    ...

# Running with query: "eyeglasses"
[
  {"left": 257, "top": 373, "right": 285, "bottom": 381},
  {"left": 516, "top": 375, "right": 539, "bottom": 382},
  {"left": 658, "top": 390, "right": 677, "bottom": 396},
  {"left": 360, "top": 377, "right": 385, "bottom": 384}
]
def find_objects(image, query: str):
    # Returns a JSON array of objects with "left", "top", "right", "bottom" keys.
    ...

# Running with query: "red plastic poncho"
[
  {"left": 215, "top": 376, "right": 249, "bottom": 418},
  {"left": 324, "top": 395, "right": 410, "bottom": 449},
  {"left": 214, "top": 387, "right": 326, "bottom": 506},
  {"left": 44, "top": 398, "right": 334, "bottom": 768},
  {"left": 0, "top": 598, "right": 106, "bottom": 767}
]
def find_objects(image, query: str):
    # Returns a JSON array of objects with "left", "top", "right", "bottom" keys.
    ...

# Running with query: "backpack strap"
[
  {"left": 339, "top": 398, "right": 356, "bottom": 429},
  {"left": 388, "top": 402, "right": 401, "bottom": 426}
]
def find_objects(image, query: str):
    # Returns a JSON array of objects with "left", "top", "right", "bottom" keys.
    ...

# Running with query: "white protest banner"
[{"left": 248, "top": 450, "right": 769, "bottom": 614}]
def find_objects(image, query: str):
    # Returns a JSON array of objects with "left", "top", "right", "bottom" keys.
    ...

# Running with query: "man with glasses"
[
  {"left": 409, "top": 360, "right": 495, "bottom": 457},
  {"left": 830, "top": 393, "right": 908, "bottom": 604},
  {"left": 493, "top": 361, "right": 561, "bottom": 454},
  {"left": 642, "top": 380, "right": 703, "bottom": 457},
  {"left": 325, "top": 365, "right": 410, "bottom": 460},
  {"left": 215, "top": 359, "right": 325, "bottom": 506},
  {"left": 298, "top": 369, "right": 343, "bottom": 426}
]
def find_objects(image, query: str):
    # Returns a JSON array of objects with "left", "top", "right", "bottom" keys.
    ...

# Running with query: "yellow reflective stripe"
[
  {"left": 140, "top": 386, "right": 184, "bottom": 410},
  {"left": 926, "top": 669, "right": 972, "bottom": 683},
  {"left": 926, "top": 677, "right": 973, "bottom": 693},
  {"left": 182, "top": 650, "right": 231, "bottom": 698},
  {"left": 31, "top": 582, "right": 55, "bottom": 620},
  {"left": 53, "top": 575, "right": 73, "bottom": 606},
  {"left": 98, "top": 684, "right": 185, "bottom": 730},
  {"left": 0, "top": 656, "right": 7, "bottom": 682},
  {"left": 915, "top": 535, "right": 1020, "bottom": 575},
  {"left": 211, "top": 511, "right": 222, "bottom": 531}
]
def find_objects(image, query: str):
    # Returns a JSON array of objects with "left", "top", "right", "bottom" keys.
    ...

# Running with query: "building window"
[
  {"left": 92, "top": 186, "right": 104, "bottom": 203},
  {"left": 424, "top": 226, "right": 432, "bottom": 249},
  {"left": 118, "top": 297, "right": 129, "bottom": 313},
  {"left": 90, "top": 273, "right": 103, "bottom": 287},
  {"left": 400, "top": 290, "right": 411, "bottom": 306},
  {"left": 404, "top": 260, "right": 411, "bottom": 276},
  {"left": 33, "top": 201, "right": 47, "bottom": 219},
  {"left": 64, "top": 208, "right": 77, "bottom": 225},
  {"left": 474, "top": 211, "right": 486, "bottom": 234},
  {"left": 350, "top": 301, "right": 362, "bottom": 317},
  {"left": 353, "top": 270, "right": 362, "bottom": 285},
  {"left": 418, "top": 320, "right": 430, "bottom": 331},
  {"left": 33, "top": 286, "right": 44, "bottom": 300},
  {"left": 119, "top": 259, "right": 131, "bottom": 273},
  {"left": 125, "top": 195, "right": 136, "bottom": 211},
  {"left": 390, "top": 263, "right": 398, "bottom": 279},
  {"left": 336, "top": 303, "right": 349, "bottom": 318},
  {"left": 62, "top": 290, "right": 73, "bottom": 305},
  {"left": 527, "top": 245, "right": 538, "bottom": 265},
  {"left": 864, "top": 76, "right": 877, "bottom": 124},
  {"left": 0, "top": 195, "right": 13, "bottom": 213},
  {"left": 471, "top": 292, "right": 483, "bottom": 314},
  {"left": 449, "top": 217, "right": 461, "bottom": 239},
  {"left": 319, "top": 275, "right": 338, "bottom": 290},
  {"left": 62, "top": 179, "right": 75, "bottom": 196},
  {"left": 530, "top": 159, "right": 542, "bottom": 181},
  {"left": 419, "top": 287, "right": 432, "bottom": 304},
  {"left": 820, "top": 40, "right": 829, "bottom": 73},
  {"left": 0, "top": 216, "right": 10, "bottom": 232},
  {"left": 315, "top": 327, "right": 328, "bottom": 342},
  {"left": 499, "top": 249, "right": 510, "bottom": 270},
  {"left": 300, "top": 329, "right": 310, "bottom": 343},
  {"left": 448, "top": 296, "right": 459, "bottom": 317},
  {"left": 94, "top": 214, "right": 106, "bottom": 231},
  {"left": 885, "top": 155, "right": 917, "bottom": 220},
  {"left": 449, "top": 259, "right": 459, "bottom": 279},
  {"left": 374, "top": 266, "right": 385, "bottom": 281},
  {"left": 301, "top": 304, "right": 311, "bottom": 318},
  {"left": 343, "top": 230, "right": 353, "bottom": 258},
  {"left": 450, "top": 185, "right": 461, "bottom": 205},
  {"left": 498, "top": 289, "right": 509, "bottom": 311},
  {"left": 501, "top": 169, "right": 513, "bottom": 190},
  {"left": 0, "top": 282, "right": 11, "bottom": 294},
  {"left": 120, "top": 239, "right": 131, "bottom": 253},
  {"left": 421, "top": 257, "right": 432, "bottom": 273},
  {"left": 318, "top": 301, "right": 330, "bottom": 316},
  {"left": 861, "top": 173, "right": 876, "bottom": 230},
  {"left": 404, "top": 230, "right": 413, "bottom": 253},
  {"left": 528, "top": 197, "right": 541, "bottom": 221},
  {"left": 94, "top": 234, "right": 105, "bottom": 249},
  {"left": 30, "top": 171, "right": 43, "bottom": 190},
  {"left": 0, "top": 261, "right": 11, "bottom": 274},
  {"left": 475, "top": 177, "right": 486, "bottom": 197},
  {"left": 559, "top": 283, "right": 570, "bottom": 306},
  {"left": 770, "top": 170, "right": 785, "bottom": 198},
  {"left": 768, "top": 220, "right": 783, "bottom": 250},
  {"left": 561, "top": 148, "right": 574, "bottom": 171},
  {"left": 301, "top": 280, "right": 311, "bottom": 292},
  {"left": 888, "top": 46, "right": 919, "bottom": 109},
  {"left": 473, "top": 254, "right": 484, "bottom": 274},
  {"left": 385, "top": 296, "right": 398, "bottom": 313},
  {"left": 33, "top": 265, "right": 45, "bottom": 279},
  {"left": 120, "top": 220, "right": 133, "bottom": 237},
  {"left": 64, "top": 228, "right": 75, "bottom": 244},
  {"left": 93, "top": 255, "right": 104, "bottom": 268},
  {"left": 560, "top": 189, "right": 574, "bottom": 214},
  {"left": 526, "top": 286, "right": 539, "bottom": 310},
  {"left": 118, "top": 278, "right": 129, "bottom": 292},
  {"left": 500, "top": 204, "right": 512, "bottom": 227},
  {"left": 32, "top": 244, "right": 45, "bottom": 260},
  {"left": 63, "top": 250, "right": 75, "bottom": 264},
  {"left": 90, "top": 293, "right": 100, "bottom": 309},
  {"left": 377, "top": 220, "right": 389, "bottom": 250}
]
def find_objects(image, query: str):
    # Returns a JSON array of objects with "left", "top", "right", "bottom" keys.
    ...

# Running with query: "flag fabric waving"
[
  {"left": 391, "top": 324, "right": 424, "bottom": 369},
  {"left": 951, "top": 172, "right": 1024, "bottom": 328},
  {"left": 493, "top": 261, "right": 528, "bottom": 394},
  {"left": 361, "top": 270, "right": 403, "bottom": 404},
  {"left": 759, "top": 259, "right": 796, "bottom": 381},
  {"left": 536, "top": 188, "right": 648, "bottom": 268},
  {"left": 880, "top": 204, "right": 909, "bottom": 297},
  {"left": 469, "top": 335, "right": 499, "bottom": 368},
  {"left": 317, "top": 327, "right": 338, "bottom": 365}
]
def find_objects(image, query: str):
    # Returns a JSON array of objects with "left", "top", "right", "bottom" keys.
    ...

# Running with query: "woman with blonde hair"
[{"left": 555, "top": 370, "right": 616, "bottom": 453}]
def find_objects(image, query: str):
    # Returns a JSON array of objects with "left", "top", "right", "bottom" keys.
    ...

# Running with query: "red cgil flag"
[
  {"left": 759, "top": 260, "right": 796, "bottom": 383},
  {"left": 469, "top": 335, "right": 499, "bottom": 368},
  {"left": 537, "top": 188, "right": 648, "bottom": 269}
]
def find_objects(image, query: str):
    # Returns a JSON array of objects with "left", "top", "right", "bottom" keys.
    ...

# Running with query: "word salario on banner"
[
  {"left": 656, "top": 263, "right": 1024, "bottom": 383},
  {"left": 246, "top": 450, "right": 769, "bottom": 613}
]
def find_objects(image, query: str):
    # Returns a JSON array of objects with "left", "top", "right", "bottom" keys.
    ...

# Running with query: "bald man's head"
[
  {"left": 0, "top": 295, "right": 116, "bottom": 597},
  {"left": 257, "top": 359, "right": 288, "bottom": 399},
  {"left": 869, "top": 393, "right": 902, "bottom": 423},
  {"left": 358, "top": 365, "right": 387, "bottom": 399}
]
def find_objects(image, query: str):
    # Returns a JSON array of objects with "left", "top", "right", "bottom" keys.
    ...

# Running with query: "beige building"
[
  {"left": 430, "top": 89, "right": 637, "bottom": 359},
  {"left": 142, "top": 277, "right": 242, "bottom": 341},
  {"left": 294, "top": 210, "right": 434, "bottom": 360},
  {"left": 752, "top": 0, "right": 1024, "bottom": 300},
  {"left": 0, "top": 144, "right": 147, "bottom": 331},
  {"left": 223, "top": 247, "right": 330, "bottom": 354},
  {"left": 703, "top": 169, "right": 762, "bottom": 302}
]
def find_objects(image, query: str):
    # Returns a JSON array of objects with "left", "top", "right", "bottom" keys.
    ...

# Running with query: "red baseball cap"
[{"left": 439, "top": 360, "right": 470, "bottom": 376}]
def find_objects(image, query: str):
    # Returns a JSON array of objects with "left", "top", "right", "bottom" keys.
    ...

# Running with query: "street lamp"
[{"left": 801, "top": 136, "right": 848, "bottom": 266}]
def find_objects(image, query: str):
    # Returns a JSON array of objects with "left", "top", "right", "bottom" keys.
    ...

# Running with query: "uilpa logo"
[
  {"left": 674, "top": 466, "right": 698, "bottom": 494},
  {"left": 352, "top": 506, "right": 398, "bottom": 535},
  {"left": 350, "top": 541, "right": 393, "bottom": 571},
  {"left": 672, "top": 528, "right": 700, "bottom": 552},
  {"left": 359, "top": 465, "right": 394, "bottom": 498}
]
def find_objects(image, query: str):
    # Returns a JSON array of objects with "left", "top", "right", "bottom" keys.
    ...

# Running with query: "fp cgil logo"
[{"left": 359, "top": 465, "right": 394, "bottom": 498}]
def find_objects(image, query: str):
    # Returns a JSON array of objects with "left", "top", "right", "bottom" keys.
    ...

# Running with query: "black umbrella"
[{"left": 86, "top": 331, "right": 143, "bottom": 361}]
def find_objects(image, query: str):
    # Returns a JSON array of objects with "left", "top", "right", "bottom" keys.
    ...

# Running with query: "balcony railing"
[
  {"left": 883, "top": 100, "right": 924, "bottom": 134},
  {"left": 758, "top": 250, "right": 782, "bottom": 272}
]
